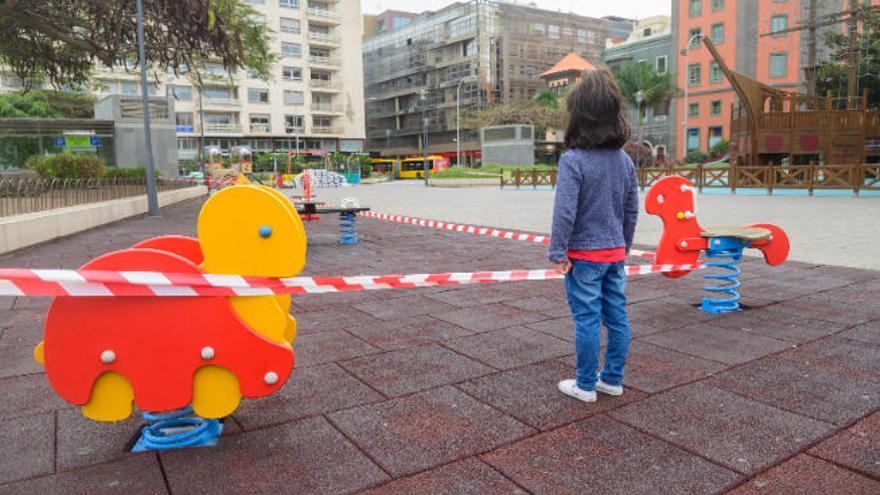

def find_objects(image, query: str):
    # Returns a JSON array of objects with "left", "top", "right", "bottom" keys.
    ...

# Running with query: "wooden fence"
[{"left": 500, "top": 164, "right": 880, "bottom": 195}]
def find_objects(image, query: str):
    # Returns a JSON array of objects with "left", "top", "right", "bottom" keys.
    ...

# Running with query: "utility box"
[
  {"left": 94, "top": 95, "right": 179, "bottom": 177},
  {"left": 480, "top": 125, "right": 535, "bottom": 167}
]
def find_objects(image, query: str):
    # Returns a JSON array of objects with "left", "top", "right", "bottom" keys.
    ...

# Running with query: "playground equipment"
[
  {"left": 645, "top": 176, "right": 790, "bottom": 313},
  {"left": 205, "top": 146, "right": 223, "bottom": 175},
  {"left": 230, "top": 146, "right": 253, "bottom": 175},
  {"left": 33, "top": 183, "right": 307, "bottom": 450}
]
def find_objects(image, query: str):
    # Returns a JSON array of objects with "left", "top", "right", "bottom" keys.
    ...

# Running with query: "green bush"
[
  {"left": 24, "top": 152, "right": 105, "bottom": 178},
  {"left": 104, "top": 166, "right": 161, "bottom": 179},
  {"left": 709, "top": 139, "right": 730, "bottom": 158},
  {"left": 178, "top": 159, "right": 200, "bottom": 176},
  {"left": 685, "top": 150, "right": 708, "bottom": 164}
]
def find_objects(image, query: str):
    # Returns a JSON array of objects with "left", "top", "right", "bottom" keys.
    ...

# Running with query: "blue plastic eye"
[{"left": 258, "top": 225, "right": 272, "bottom": 238}]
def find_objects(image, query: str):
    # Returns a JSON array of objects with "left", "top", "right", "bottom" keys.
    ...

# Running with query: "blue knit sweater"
[{"left": 548, "top": 148, "right": 639, "bottom": 263}]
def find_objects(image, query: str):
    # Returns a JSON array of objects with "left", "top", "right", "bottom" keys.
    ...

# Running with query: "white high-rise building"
[{"left": 1, "top": 0, "right": 365, "bottom": 161}]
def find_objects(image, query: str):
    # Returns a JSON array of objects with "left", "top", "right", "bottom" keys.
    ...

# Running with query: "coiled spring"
[
  {"left": 339, "top": 212, "right": 358, "bottom": 245},
  {"left": 131, "top": 406, "right": 223, "bottom": 452},
  {"left": 701, "top": 237, "right": 744, "bottom": 314}
]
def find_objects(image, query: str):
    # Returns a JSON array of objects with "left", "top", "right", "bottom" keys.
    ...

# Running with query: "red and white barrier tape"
[
  {"left": 359, "top": 211, "right": 655, "bottom": 259},
  {"left": 0, "top": 263, "right": 700, "bottom": 297}
]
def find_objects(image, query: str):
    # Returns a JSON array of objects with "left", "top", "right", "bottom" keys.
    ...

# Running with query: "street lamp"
[
  {"left": 635, "top": 90, "right": 644, "bottom": 167},
  {"left": 136, "top": 0, "right": 159, "bottom": 217},
  {"left": 681, "top": 33, "right": 703, "bottom": 160},
  {"left": 456, "top": 76, "right": 478, "bottom": 168}
]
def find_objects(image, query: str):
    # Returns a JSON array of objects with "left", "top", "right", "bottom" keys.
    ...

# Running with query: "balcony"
[
  {"left": 308, "top": 55, "right": 341, "bottom": 67},
  {"left": 309, "top": 79, "right": 341, "bottom": 90},
  {"left": 285, "top": 126, "right": 305, "bottom": 135},
  {"left": 307, "top": 31, "right": 340, "bottom": 46},
  {"left": 307, "top": 8, "right": 341, "bottom": 23},
  {"left": 203, "top": 123, "right": 243, "bottom": 134},
  {"left": 202, "top": 97, "right": 240, "bottom": 107},
  {"left": 311, "top": 125, "right": 340, "bottom": 135},
  {"left": 311, "top": 102, "right": 343, "bottom": 114},
  {"left": 249, "top": 123, "right": 272, "bottom": 134}
]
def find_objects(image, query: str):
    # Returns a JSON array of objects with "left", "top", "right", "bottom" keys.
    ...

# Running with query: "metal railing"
[
  {"left": 311, "top": 102, "right": 343, "bottom": 113},
  {"left": 0, "top": 177, "right": 200, "bottom": 218},
  {"left": 309, "top": 78, "right": 340, "bottom": 89},
  {"left": 308, "top": 55, "right": 341, "bottom": 66},
  {"left": 307, "top": 32, "right": 340, "bottom": 44},
  {"left": 307, "top": 8, "right": 341, "bottom": 22},
  {"left": 311, "top": 126, "right": 340, "bottom": 135},
  {"left": 203, "top": 123, "right": 243, "bottom": 133}
]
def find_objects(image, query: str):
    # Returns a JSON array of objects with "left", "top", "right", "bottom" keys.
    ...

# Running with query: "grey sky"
[{"left": 361, "top": 0, "right": 672, "bottom": 20}]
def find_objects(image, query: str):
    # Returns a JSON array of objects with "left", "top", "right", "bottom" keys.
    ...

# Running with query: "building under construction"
[{"left": 362, "top": 0, "right": 619, "bottom": 160}]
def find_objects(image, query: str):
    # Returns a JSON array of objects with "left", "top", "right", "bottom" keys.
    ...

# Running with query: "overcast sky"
[{"left": 361, "top": 0, "right": 672, "bottom": 20}]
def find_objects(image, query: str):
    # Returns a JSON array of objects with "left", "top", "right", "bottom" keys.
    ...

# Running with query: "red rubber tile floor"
[{"left": 0, "top": 196, "right": 877, "bottom": 494}]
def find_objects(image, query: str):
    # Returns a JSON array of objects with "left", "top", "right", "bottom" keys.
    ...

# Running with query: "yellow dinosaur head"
[{"left": 198, "top": 185, "right": 307, "bottom": 277}]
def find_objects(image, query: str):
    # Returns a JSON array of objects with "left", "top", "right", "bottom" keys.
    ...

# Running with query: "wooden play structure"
[{"left": 700, "top": 37, "right": 880, "bottom": 166}]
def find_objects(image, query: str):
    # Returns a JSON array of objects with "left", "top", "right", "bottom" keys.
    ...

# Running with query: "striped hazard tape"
[
  {"left": 0, "top": 263, "right": 701, "bottom": 297},
  {"left": 358, "top": 211, "right": 655, "bottom": 259}
]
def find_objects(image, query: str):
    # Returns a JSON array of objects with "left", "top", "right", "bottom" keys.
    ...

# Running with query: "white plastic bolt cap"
[
  {"left": 100, "top": 350, "right": 116, "bottom": 364},
  {"left": 684, "top": 211, "right": 695, "bottom": 219},
  {"left": 201, "top": 346, "right": 215, "bottom": 360},
  {"left": 264, "top": 371, "right": 279, "bottom": 385},
  {"left": 680, "top": 241, "right": 688, "bottom": 248},
  {"left": 657, "top": 194, "right": 665, "bottom": 204}
]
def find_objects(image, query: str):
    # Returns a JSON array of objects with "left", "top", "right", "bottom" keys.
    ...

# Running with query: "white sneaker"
[
  {"left": 596, "top": 379, "right": 624, "bottom": 396},
  {"left": 558, "top": 379, "right": 597, "bottom": 403}
]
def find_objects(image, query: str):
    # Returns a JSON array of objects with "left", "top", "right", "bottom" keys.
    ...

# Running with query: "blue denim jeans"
[{"left": 564, "top": 260, "right": 631, "bottom": 391}]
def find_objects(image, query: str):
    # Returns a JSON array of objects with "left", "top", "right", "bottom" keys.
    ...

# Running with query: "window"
[
  {"left": 313, "top": 116, "right": 332, "bottom": 129},
  {"left": 280, "top": 0, "right": 299, "bottom": 8},
  {"left": 283, "top": 90, "right": 304, "bottom": 105},
  {"left": 280, "top": 18, "right": 300, "bottom": 34},
  {"left": 548, "top": 25, "right": 560, "bottom": 39},
  {"left": 656, "top": 55, "right": 667, "bottom": 74},
  {"left": 711, "top": 23, "right": 724, "bottom": 44},
  {"left": 282, "top": 42, "right": 301, "bottom": 58},
  {"left": 770, "top": 52, "right": 787, "bottom": 78},
  {"left": 688, "top": 103, "right": 699, "bottom": 117},
  {"left": 204, "top": 87, "right": 233, "bottom": 100},
  {"left": 121, "top": 81, "right": 138, "bottom": 95},
  {"left": 170, "top": 85, "right": 192, "bottom": 101},
  {"left": 689, "top": 0, "right": 702, "bottom": 17},
  {"left": 531, "top": 23, "right": 545, "bottom": 35},
  {"left": 248, "top": 88, "right": 269, "bottom": 103},
  {"left": 282, "top": 66, "right": 302, "bottom": 81},
  {"left": 708, "top": 126, "right": 723, "bottom": 148},
  {"left": 175, "top": 112, "right": 193, "bottom": 126},
  {"left": 576, "top": 29, "right": 587, "bottom": 43},
  {"left": 710, "top": 61, "right": 723, "bottom": 83},
  {"left": 562, "top": 27, "right": 574, "bottom": 37},
  {"left": 711, "top": 0, "right": 724, "bottom": 11},
  {"left": 249, "top": 114, "right": 270, "bottom": 133},
  {"left": 285, "top": 115, "right": 304, "bottom": 132},
  {"left": 711, "top": 100, "right": 722, "bottom": 115},
  {"left": 246, "top": 0, "right": 265, "bottom": 4},
  {"left": 688, "top": 27, "right": 702, "bottom": 40},
  {"left": 687, "top": 128, "right": 700, "bottom": 151},
  {"left": 771, "top": 15, "right": 788, "bottom": 35},
  {"left": 643, "top": 28, "right": 652, "bottom": 37},
  {"left": 654, "top": 101, "right": 669, "bottom": 121},
  {"left": 688, "top": 63, "right": 701, "bottom": 86}
]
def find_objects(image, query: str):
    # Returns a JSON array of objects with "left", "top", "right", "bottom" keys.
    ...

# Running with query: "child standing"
[{"left": 549, "top": 69, "right": 639, "bottom": 403}]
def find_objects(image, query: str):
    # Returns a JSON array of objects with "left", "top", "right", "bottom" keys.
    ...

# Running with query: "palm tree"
[{"left": 613, "top": 62, "right": 680, "bottom": 165}]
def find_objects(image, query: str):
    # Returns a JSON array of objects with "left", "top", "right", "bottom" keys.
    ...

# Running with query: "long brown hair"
[{"left": 564, "top": 68, "right": 630, "bottom": 150}]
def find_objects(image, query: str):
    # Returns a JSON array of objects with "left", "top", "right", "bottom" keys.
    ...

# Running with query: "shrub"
[
  {"left": 104, "top": 167, "right": 161, "bottom": 179},
  {"left": 24, "top": 152, "right": 105, "bottom": 178},
  {"left": 178, "top": 159, "right": 200, "bottom": 176},
  {"left": 709, "top": 139, "right": 730, "bottom": 158},
  {"left": 685, "top": 150, "right": 708, "bottom": 164}
]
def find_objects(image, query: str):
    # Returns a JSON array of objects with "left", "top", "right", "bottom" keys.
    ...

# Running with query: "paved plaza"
[
  {"left": 320, "top": 182, "right": 880, "bottom": 270},
  {"left": 0, "top": 194, "right": 877, "bottom": 494}
]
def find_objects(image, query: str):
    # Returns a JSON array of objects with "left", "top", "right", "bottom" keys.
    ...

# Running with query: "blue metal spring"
[
  {"left": 701, "top": 236, "right": 745, "bottom": 314},
  {"left": 131, "top": 406, "right": 223, "bottom": 452},
  {"left": 339, "top": 212, "right": 358, "bottom": 245}
]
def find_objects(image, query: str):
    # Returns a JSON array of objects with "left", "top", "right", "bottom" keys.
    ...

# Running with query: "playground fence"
[
  {"left": 0, "top": 176, "right": 199, "bottom": 218},
  {"left": 500, "top": 164, "right": 880, "bottom": 195}
]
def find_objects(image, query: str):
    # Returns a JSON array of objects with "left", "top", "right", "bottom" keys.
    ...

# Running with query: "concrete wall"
[
  {"left": 481, "top": 125, "right": 535, "bottom": 167},
  {"left": 0, "top": 186, "right": 206, "bottom": 254},
  {"left": 94, "top": 95, "right": 179, "bottom": 177}
]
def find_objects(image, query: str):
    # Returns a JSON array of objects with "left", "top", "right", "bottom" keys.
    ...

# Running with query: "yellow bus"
[
  {"left": 397, "top": 156, "right": 449, "bottom": 179},
  {"left": 370, "top": 158, "right": 397, "bottom": 175}
]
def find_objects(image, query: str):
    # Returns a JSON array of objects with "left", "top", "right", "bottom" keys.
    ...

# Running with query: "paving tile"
[
  {"left": 458, "top": 361, "right": 644, "bottom": 431},
  {"left": 610, "top": 382, "right": 833, "bottom": 474},
  {"left": 838, "top": 320, "right": 880, "bottom": 346},
  {"left": 709, "top": 309, "right": 848, "bottom": 344},
  {"left": 815, "top": 281, "right": 880, "bottom": 306},
  {"left": 0, "top": 374, "right": 71, "bottom": 421},
  {"left": 290, "top": 291, "right": 380, "bottom": 313},
  {"left": 624, "top": 340, "right": 728, "bottom": 393},
  {"left": 162, "top": 416, "right": 388, "bottom": 495},
  {"left": 725, "top": 455, "right": 880, "bottom": 495},
  {"left": 524, "top": 317, "right": 574, "bottom": 341},
  {"left": 0, "top": 308, "right": 46, "bottom": 347},
  {"left": 340, "top": 344, "right": 493, "bottom": 397},
  {"left": 0, "top": 296, "right": 14, "bottom": 311},
  {"left": 346, "top": 314, "right": 476, "bottom": 350},
  {"left": 293, "top": 329, "right": 381, "bottom": 368},
  {"left": 482, "top": 415, "right": 740, "bottom": 495},
  {"left": 502, "top": 295, "right": 569, "bottom": 318},
  {"left": 423, "top": 286, "right": 512, "bottom": 307},
  {"left": 0, "top": 341, "right": 44, "bottom": 378},
  {"left": 763, "top": 296, "right": 879, "bottom": 326},
  {"left": 628, "top": 297, "right": 718, "bottom": 331},
  {"left": 0, "top": 455, "right": 168, "bottom": 495},
  {"left": 329, "top": 386, "right": 534, "bottom": 477},
  {"left": 354, "top": 294, "right": 456, "bottom": 321},
  {"left": 442, "top": 326, "right": 571, "bottom": 370},
  {"left": 55, "top": 408, "right": 147, "bottom": 471},
  {"left": 293, "top": 307, "right": 384, "bottom": 336},
  {"left": 641, "top": 323, "right": 793, "bottom": 365},
  {"left": 778, "top": 336, "right": 880, "bottom": 382},
  {"left": 708, "top": 356, "right": 879, "bottom": 425},
  {"left": 809, "top": 411, "right": 880, "bottom": 479},
  {"left": 357, "top": 458, "right": 524, "bottom": 495},
  {"left": 431, "top": 303, "right": 546, "bottom": 332},
  {"left": 234, "top": 362, "right": 383, "bottom": 430},
  {"left": 0, "top": 412, "right": 55, "bottom": 485}
]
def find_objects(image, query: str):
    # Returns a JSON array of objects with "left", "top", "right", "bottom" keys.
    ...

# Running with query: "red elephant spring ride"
[{"left": 645, "top": 176, "right": 791, "bottom": 313}]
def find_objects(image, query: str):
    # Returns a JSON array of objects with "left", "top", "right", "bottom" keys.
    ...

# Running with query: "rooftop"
[{"left": 540, "top": 52, "right": 597, "bottom": 79}]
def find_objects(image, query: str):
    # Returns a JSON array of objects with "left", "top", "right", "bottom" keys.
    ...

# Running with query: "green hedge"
[
  {"left": 24, "top": 152, "right": 105, "bottom": 179},
  {"left": 104, "top": 167, "right": 160, "bottom": 179}
]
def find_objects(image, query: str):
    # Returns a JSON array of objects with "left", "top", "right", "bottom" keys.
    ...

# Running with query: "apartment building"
[
  {"left": 363, "top": 0, "right": 615, "bottom": 159},
  {"left": 671, "top": 0, "right": 849, "bottom": 158},
  {"left": 0, "top": 0, "right": 366, "bottom": 161},
  {"left": 604, "top": 16, "right": 676, "bottom": 162}
]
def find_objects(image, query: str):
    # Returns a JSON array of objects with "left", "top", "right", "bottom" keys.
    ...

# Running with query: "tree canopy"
[
  {"left": 0, "top": 90, "right": 95, "bottom": 118},
  {"left": 0, "top": 0, "right": 274, "bottom": 92},
  {"left": 612, "top": 61, "right": 680, "bottom": 124},
  {"left": 815, "top": 5, "right": 880, "bottom": 109},
  {"left": 465, "top": 101, "right": 564, "bottom": 136}
]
